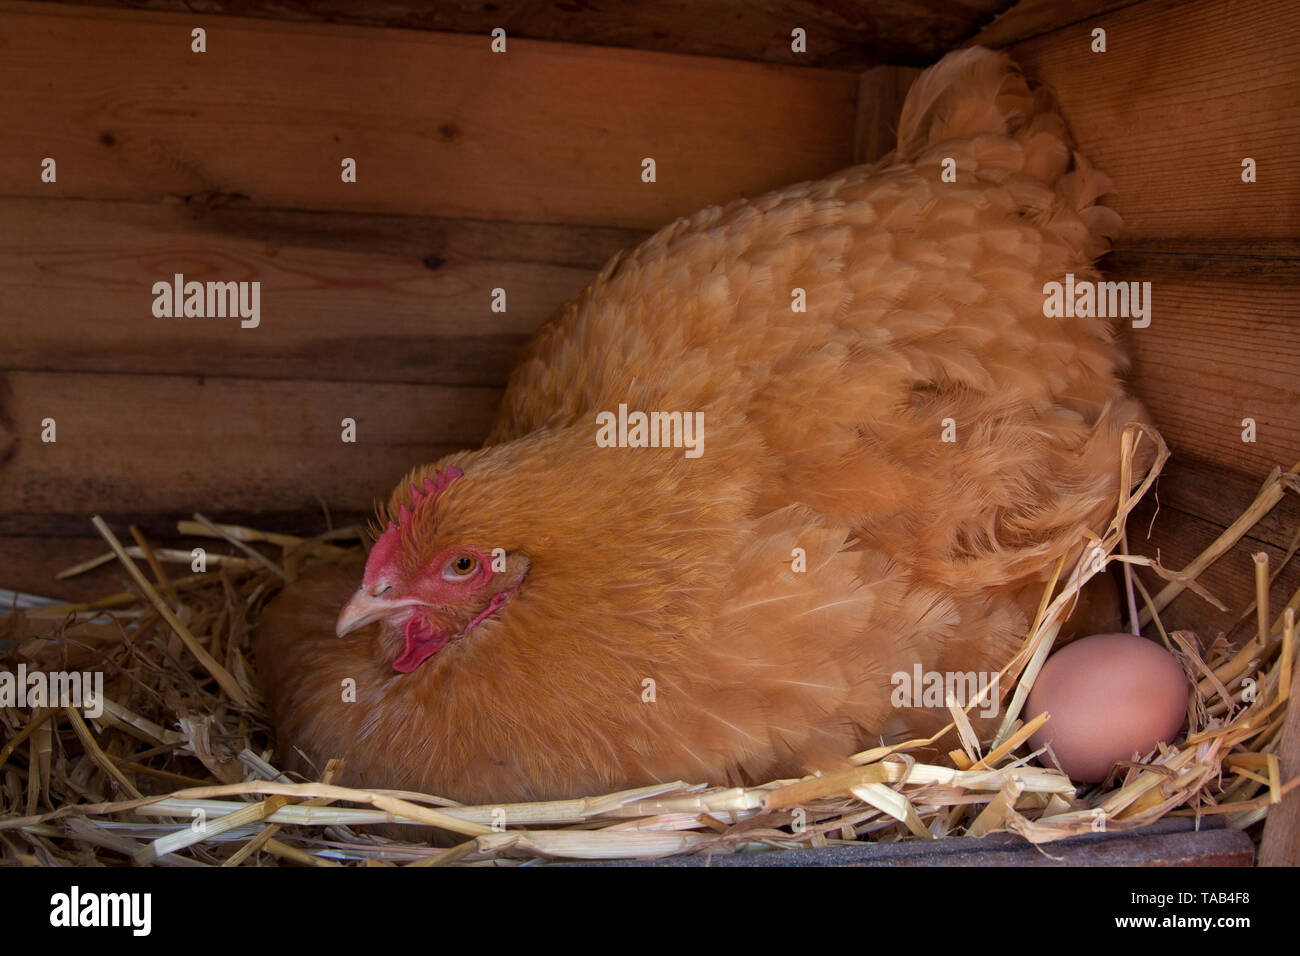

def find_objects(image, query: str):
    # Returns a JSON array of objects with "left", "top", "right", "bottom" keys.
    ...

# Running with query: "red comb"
[{"left": 363, "top": 466, "right": 464, "bottom": 585}]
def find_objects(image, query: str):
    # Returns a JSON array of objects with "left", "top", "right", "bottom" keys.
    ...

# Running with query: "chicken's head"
[{"left": 335, "top": 465, "right": 530, "bottom": 673}]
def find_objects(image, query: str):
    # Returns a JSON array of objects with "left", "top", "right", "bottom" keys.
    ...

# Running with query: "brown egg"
[{"left": 1026, "top": 632, "right": 1188, "bottom": 783}]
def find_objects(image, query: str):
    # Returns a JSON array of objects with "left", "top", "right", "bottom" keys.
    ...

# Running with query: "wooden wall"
[{"left": 2, "top": 0, "right": 1298, "bottom": 645}]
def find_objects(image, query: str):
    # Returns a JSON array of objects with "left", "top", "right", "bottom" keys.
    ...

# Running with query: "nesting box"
[{"left": 1, "top": 0, "right": 1296, "bottom": 867}]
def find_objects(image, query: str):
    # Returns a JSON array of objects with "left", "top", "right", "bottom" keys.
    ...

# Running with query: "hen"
[{"left": 256, "top": 47, "right": 1151, "bottom": 804}]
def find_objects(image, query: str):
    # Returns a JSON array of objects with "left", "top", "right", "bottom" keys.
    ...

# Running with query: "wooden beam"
[
  {"left": 0, "top": 370, "right": 499, "bottom": 517},
  {"left": 0, "top": 196, "right": 647, "bottom": 387},
  {"left": 0, "top": 1, "right": 859, "bottom": 229},
  {"left": 1125, "top": 451, "right": 1300, "bottom": 640},
  {"left": 27, "top": 0, "right": 1013, "bottom": 69},
  {"left": 1141, "top": 455, "right": 1300, "bottom": 554},
  {"left": 969, "top": 0, "right": 1147, "bottom": 48},
  {"left": 1131, "top": 491, "right": 1300, "bottom": 641},
  {"left": 1115, "top": 269, "right": 1299, "bottom": 481}
]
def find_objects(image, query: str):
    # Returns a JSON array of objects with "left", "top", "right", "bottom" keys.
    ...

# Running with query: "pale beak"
[{"left": 336, "top": 588, "right": 420, "bottom": 638}]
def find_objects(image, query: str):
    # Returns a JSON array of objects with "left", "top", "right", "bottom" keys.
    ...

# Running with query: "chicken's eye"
[{"left": 442, "top": 554, "right": 478, "bottom": 581}]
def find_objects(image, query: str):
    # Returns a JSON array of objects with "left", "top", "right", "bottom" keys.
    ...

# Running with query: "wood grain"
[
  {"left": 1, "top": 196, "right": 647, "bottom": 386},
  {"left": 28, "top": 0, "right": 1013, "bottom": 69},
  {"left": 1131, "top": 490, "right": 1300, "bottom": 643},
  {"left": 0, "top": 370, "right": 500, "bottom": 518},
  {"left": 1115, "top": 271, "right": 1300, "bottom": 480},
  {"left": 970, "top": 0, "right": 1146, "bottom": 48},
  {"left": 1009, "top": 0, "right": 1300, "bottom": 242},
  {"left": 0, "top": 1, "right": 859, "bottom": 229}
]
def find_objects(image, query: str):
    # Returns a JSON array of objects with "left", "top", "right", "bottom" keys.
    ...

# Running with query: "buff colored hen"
[{"left": 256, "top": 47, "right": 1151, "bottom": 804}]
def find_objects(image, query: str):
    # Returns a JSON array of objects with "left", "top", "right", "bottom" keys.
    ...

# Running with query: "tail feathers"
[
  {"left": 1057, "top": 154, "right": 1124, "bottom": 259},
  {"left": 896, "top": 47, "right": 1034, "bottom": 161},
  {"left": 895, "top": 45, "right": 1122, "bottom": 260}
]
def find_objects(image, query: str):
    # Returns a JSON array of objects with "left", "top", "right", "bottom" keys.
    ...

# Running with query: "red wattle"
[{"left": 392, "top": 615, "right": 453, "bottom": 673}]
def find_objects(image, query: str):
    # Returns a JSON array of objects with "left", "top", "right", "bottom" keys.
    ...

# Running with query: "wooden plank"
[
  {"left": 0, "top": 1, "right": 859, "bottom": 229},
  {"left": 0, "top": 371, "right": 499, "bottom": 518},
  {"left": 29, "top": 0, "right": 1013, "bottom": 69},
  {"left": 1111, "top": 238, "right": 1300, "bottom": 259},
  {"left": 1008, "top": 0, "right": 1300, "bottom": 243},
  {"left": 0, "top": 196, "right": 647, "bottom": 386},
  {"left": 569, "top": 818, "right": 1255, "bottom": 866},
  {"left": 1124, "top": 451, "right": 1300, "bottom": 639},
  {"left": 1130, "top": 493, "right": 1300, "bottom": 642},
  {"left": 970, "top": 0, "right": 1145, "bottom": 47},
  {"left": 1114, "top": 270, "right": 1300, "bottom": 480},
  {"left": 1144, "top": 456, "right": 1300, "bottom": 553}
]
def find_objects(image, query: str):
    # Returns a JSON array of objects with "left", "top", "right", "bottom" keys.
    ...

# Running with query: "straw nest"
[{"left": 2, "top": 426, "right": 1297, "bottom": 866}]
